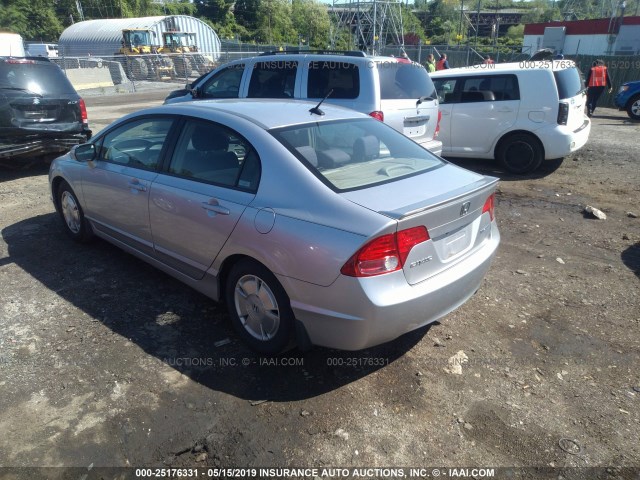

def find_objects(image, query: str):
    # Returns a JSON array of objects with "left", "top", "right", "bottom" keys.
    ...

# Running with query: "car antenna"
[{"left": 309, "top": 89, "right": 334, "bottom": 116}]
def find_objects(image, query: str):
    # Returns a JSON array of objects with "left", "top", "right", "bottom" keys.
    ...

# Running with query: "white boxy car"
[
  {"left": 431, "top": 61, "right": 591, "bottom": 174},
  {"left": 165, "top": 51, "right": 443, "bottom": 155}
]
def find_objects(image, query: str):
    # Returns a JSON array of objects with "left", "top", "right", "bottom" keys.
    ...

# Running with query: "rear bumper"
[
  {"left": 536, "top": 117, "right": 591, "bottom": 159},
  {"left": 282, "top": 222, "right": 499, "bottom": 350},
  {"left": 0, "top": 130, "right": 91, "bottom": 159},
  {"left": 417, "top": 138, "right": 443, "bottom": 156}
]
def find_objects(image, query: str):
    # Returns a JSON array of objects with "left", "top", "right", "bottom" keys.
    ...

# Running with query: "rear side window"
[
  {"left": 169, "top": 120, "right": 260, "bottom": 191},
  {"left": 378, "top": 62, "right": 436, "bottom": 100},
  {"left": 248, "top": 61, "right": 297, "bottom": 98},
  {"left": 0, "top": 61, "right": 76, "bottom": 96},
  {"left": 554, "top": 67, "right": 585, "bottom": 99},
  {"left": 459, "top": 74, "right": 520, "bottom": 102},
  {"left": 307, "top": 61, "right": 360, "bottom": 99}
]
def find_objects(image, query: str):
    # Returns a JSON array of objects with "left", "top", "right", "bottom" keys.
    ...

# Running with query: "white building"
[
  {"left": 59, "top": 15, "right": 221, "bottom": 57},
  {"left": 523, "top": 16, "right": 640, "bottom": 56}
]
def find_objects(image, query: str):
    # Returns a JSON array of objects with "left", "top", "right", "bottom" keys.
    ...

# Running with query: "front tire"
[
  {"left": 57, "top": 180, "right": 93, "bottom": 243},
  {"left": 626, "top": 95, "right": 640, "bottom": 120},
  {"left": 496, "top": 133, "right": 543, "bottom": 174},
  {"left": 225, "top": 260, "right": 294, "bottom": 355}
]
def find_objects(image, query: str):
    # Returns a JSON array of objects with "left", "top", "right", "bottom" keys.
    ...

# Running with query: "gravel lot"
[{"left": 0, "top": 91, "right": 638, "bottom": 477}]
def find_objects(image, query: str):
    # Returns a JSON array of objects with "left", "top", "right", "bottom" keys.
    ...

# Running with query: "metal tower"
[{"left": 330, "top": 0, "right": 404, "bottom": 55}]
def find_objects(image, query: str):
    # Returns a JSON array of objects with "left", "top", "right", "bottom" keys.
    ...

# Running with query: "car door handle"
[
  {"left": 497, "top": 107, "right": 513, "bottom": 112},
  {"left": 440, "top": 110, "right": 450, "bottom": 115},
  {"left": 128, "top": 179, "right": 147, "bottom": 192},
  {"left": 201, "top": 201, "right": 230, "bottom": 216}
]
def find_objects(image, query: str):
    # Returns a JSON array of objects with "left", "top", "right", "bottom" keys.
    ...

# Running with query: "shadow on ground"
[
  {"left": 0, "top": 161, "right": 50, "bottom": 181},
  {"left": 2, "top": 213, "right": 428, "bottom": 403},
  {"left": 445, "top": 157, "right": 564, "bottom": 181},
  {"left": 622, "top": 242, "right": 640, "bottom": 278}
]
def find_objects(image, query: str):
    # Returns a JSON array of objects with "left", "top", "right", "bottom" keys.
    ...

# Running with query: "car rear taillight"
[
  {"left": 341, "top": 226, "right": 429, "bottom": 277},
  {"left": 434, "top": 110, "right": 442, "bottom": 137},
  {"left": 557, "top": 102, "right": 569, "bottom": 125},
  {"left": 79, "top": 98, "right": 88, "bottom": 125},
  {"left": 482, "top": 193, "right": 495, "bottom": 221},
  {"left": 369, "top": 111, "right": 384, "bottom": 122}
]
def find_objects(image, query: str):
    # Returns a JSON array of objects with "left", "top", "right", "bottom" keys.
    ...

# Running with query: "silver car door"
[
  {"left": 149, "top": 119, "right": 258, "bottom": 280},
  {"left": 81, "top": 116, "right": 174, "bottom": 255}
]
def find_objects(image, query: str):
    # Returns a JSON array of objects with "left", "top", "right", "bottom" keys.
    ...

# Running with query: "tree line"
[{"left": 1, "top": 0, "right": 638, "bottom": 49}]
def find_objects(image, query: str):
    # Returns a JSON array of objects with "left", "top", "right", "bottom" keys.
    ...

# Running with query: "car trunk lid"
[{"left": 341, "top": 164, "right": 498, "bottom": 284}]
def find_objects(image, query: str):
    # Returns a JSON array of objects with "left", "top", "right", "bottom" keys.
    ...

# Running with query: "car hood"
[{"left": 340, "top": 162, "right": 496, "bottom": 220}]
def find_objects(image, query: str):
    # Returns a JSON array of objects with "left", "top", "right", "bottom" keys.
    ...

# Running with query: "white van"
[
  {"left": 27, "top": 43, "right": 59, "bottom": 58},
  {"left": 431, "top": 61, "right": 590, "bottom": 173},
  {"left": 0, "top": 32, "right": 26, "bottom": 57},
  {"left": 165, "top": 51, "right": 443, "bottom": 155}
]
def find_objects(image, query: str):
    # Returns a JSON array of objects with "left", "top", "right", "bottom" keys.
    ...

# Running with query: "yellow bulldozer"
[
  {"left": 161, "top": 31, "right": 214, "bottom": 79},
  {"left": 118, "top": 29, "right": 175, "bottom": 81}
]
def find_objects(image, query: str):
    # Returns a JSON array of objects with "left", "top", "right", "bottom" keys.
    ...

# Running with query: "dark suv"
[{"left": 0, "top": 57, "right": 91, "bottom": 163}]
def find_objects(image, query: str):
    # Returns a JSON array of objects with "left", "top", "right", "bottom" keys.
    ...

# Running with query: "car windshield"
[
  {"left": 271, "top": 118, "right": 444, "bottom": 192},
  {"left": 377, "top": 61, "right": 437, "bottom": 100},
  {"left": 0, "top": 61, "right": 77, "bottom": 96},
  {"left": 554, "top": 67, "right": 585, "bottom": 99}
]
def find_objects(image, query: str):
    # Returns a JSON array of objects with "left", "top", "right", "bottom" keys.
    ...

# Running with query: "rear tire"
[
  {"left": 174, "top": 56, "right": 192, "bottom": 79},
  {"left": 496, "top": 133, "right": 543, "bottom": 174},
  {"left": 626, "top": 95, "right": 640, "bottom": 120},
  {"left": 56, "top": 180, "right": 93, "bottom": 243},
  {"left": 225, "top": 259, "right": 294, "bottom": 355}
]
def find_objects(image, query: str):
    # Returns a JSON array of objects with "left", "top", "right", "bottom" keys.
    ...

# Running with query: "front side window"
[
  {"left": 307, "top": 61, "right": 360, "bottom": 99},
  {"left": 99, "top": 117, "right": 173, "bottom": 170},
  {"left": 272, "top": 118, "right": 443, "bottom": 192},
  {"left": 433, "top": 78, "right": 458, "bottom": 104},
  {"left": 247, "top": 61, "right": 297, "bottom": 98},
  {"left": 201, "top": 64, "right": 245, "bottom": 99},
  {"left": 168, "top": 120, "right": 260, "bottom": 191}
]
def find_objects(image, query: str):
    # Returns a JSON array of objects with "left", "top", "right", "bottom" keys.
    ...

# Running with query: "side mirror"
[
  {"left": 190, "top": 87, "right": 199, "bottom": 99},
  {"left": 73, "top": 143, "right": 96, "bottom": 162}
]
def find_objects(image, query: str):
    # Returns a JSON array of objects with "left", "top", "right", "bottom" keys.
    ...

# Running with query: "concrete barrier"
[{"left": 65, "top": 66, "right": 114, "bottom": 91}]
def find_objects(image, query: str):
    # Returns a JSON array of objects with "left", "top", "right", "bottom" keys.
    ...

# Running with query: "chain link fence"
[{"left": 51, "top": 41, "right": 638, "bottom": 107}]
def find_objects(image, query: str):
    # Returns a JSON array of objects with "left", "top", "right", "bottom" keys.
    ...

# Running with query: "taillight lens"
[
  {"left": 434, "top": 110, "right": 442, "bottom": 137},
  {"left": 369, "top": 111, "right": 384, "bottom": 122},
  {"left": 557, "top": 102, "right": 569, "bottom": 125},
  {"left": 79, "top": 98, "right": 88, "bottom": 125},
  {"left": 341, "top": 226, "right": 429, "bottom": 277},
  {"left": 482, "top": 193, "right": 495, "bottom": 221}
]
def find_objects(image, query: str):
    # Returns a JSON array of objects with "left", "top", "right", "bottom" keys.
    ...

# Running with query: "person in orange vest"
[
  {"left": 436, "top": 54, "right": 449, "bottom": 70},
  {"left": 585, "top": 59, "right": 612, "bottom": 117}
]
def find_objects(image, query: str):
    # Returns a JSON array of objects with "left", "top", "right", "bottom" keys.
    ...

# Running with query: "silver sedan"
[{"left": 49, "top": 99, "right": 500, "bottom": 354}]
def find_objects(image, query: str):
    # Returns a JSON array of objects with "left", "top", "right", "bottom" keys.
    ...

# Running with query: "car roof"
[
  {"left": 430, "top": 60, "right": 577, "bottom": 77},
  {"left": 155, "top": 99, "right": 369, "bottom": 130}
]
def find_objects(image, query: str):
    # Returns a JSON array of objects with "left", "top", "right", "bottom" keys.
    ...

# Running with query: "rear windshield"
[
  {"left": 377, "top": 62, "right": 437, "bottom": 100},
  {"left": 554, "top": 67, "right": 585, "bottom": 99},
  {"left": 0, "top": 60, "right": 77, "bottom": 96},
  {"left": 271, "top": 118, "right": 443, "bottom": 192}
]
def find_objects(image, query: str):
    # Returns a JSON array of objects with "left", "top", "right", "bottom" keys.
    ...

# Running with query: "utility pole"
[{"left": 474, "top": 0, "right": 480, "bottom": 49}]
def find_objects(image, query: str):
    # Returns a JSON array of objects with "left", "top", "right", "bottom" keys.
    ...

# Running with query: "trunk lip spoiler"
[{"left": 379, "top": 176, "right": 499, "bottom": 220}]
